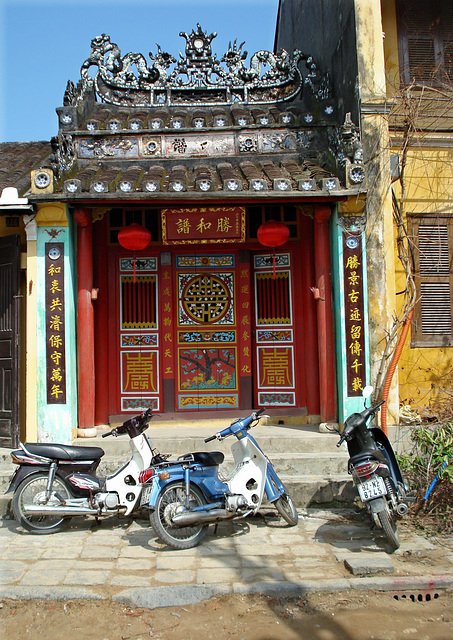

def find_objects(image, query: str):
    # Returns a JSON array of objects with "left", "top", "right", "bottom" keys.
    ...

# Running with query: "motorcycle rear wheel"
[
  {"left": 274, "top": 493, "right": 299, "bottom": 526},
  {"left": 377, "top": 507, "right": 400, "bottom": 550},
  {"left": 12, "top": 472, "right": 72, "bottom": 534},
  {"left": 150, "top": 482, "right": 208, "bottom": 549}
]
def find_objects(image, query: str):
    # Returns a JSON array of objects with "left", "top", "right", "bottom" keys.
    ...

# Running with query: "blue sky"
[{"left": 0, "top": 0, "right": 279, "bottom": 142}]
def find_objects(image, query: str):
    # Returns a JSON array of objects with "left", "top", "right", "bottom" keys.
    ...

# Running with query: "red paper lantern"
[
  {"left": 118, "top": 223, "right": 151, "bottom": 281},
  {"left": 118, "top": 223, "right": 151, "bottom": 251},
  {"left": 257, "top": 220, "right": 290, "bottom": 248},
  {"left": 257, "top": 220, "right": 289, "bottom": 278}
]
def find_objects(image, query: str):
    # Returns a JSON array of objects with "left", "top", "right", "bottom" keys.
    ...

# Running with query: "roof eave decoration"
[{"left": 75, "top": 24, "right": 312, "bottom": 108}]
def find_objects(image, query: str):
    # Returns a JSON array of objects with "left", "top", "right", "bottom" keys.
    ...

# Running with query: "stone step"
[
  {"left": 284, "top": 474, "right": 356, "bottom": 506},
  {"left": 0, "top": 450, "right": 350, "bottom": 496},
  {"left": 73, "top": 423, "right": 412, "bottom": 455},
  {"left": 0, "top": 422, "right": 411, "bottom": 518},
  {"left": 94, "top": 451, "right": 348, "bottom": 477},
  {"left": 74, "top": 424, "right": 343, "bottom": 456}
]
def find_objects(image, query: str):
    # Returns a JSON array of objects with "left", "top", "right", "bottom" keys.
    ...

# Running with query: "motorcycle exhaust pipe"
[
  {"left": 171, "top": 508, "right": 235, "bottom": 526},
  {"left": 24, "top": 505, "right": 99, "bottom": 516},
  {"left": 396, "top": 502, "right": 409, "bottom": 516}
]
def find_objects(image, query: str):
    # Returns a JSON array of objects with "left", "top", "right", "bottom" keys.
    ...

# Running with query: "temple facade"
[{"left": 1, "top": 20, "right": 374, "bottom": 444}]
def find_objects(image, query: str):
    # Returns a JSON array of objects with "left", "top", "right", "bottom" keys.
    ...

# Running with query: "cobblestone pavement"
[{"left": 1, "top": 508, "right": 453, "bottom": 608}]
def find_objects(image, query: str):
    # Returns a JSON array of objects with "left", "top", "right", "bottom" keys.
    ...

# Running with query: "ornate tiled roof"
[
  {"left": 0, "top": 141, "right": 51, "bottom": 197},
  {"left": 2, "top": 27, "right": 366, "bottom": 202}
]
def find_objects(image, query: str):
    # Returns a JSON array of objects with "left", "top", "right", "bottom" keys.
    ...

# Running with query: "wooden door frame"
[{"left": 0, "top": 234, "right": 21, "bottom": 447}]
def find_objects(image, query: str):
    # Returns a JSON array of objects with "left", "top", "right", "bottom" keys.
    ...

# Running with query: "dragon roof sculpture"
[{"left": 79, "top": 24, "right": 309, "bottom": 107}]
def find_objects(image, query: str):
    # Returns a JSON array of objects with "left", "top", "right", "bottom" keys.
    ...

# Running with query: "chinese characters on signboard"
[
  {"left": 161, "top": 207, "right": 246, "bottom": 244},
  {"left": 45, "top": 243, "right": 66, "bottom": 404},
  {"left": 343, "top": 233, "right": 366, "bottom": 397}
]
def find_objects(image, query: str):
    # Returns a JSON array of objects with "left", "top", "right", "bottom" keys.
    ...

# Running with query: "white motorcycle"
[
  {"left": 140, "top": 409, "right": 299, "bottom": 549},
  {"left": 7, "top": 410, "right": 163, "bottom": 534}
]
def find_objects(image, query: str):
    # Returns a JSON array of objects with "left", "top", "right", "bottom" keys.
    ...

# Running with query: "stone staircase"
[{"left": 0, "top": 418, "right": 413, "bottom": 518}]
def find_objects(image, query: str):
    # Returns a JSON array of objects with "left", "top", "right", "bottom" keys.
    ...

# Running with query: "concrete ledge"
[
  {"left": 2, "top": 575, "right": 452, "bottom": 609},
  {"left": 233, "top": 578, "right": 351, "bottom": 595},
  {"left": 0, "top": 586, "right": 103, "bottom": 601},
  {"left": 114, "top": 584, "right": 231, "bottom": 609},
  {"left": 349, "top": 575, "right": 453, "bottom": 592}
]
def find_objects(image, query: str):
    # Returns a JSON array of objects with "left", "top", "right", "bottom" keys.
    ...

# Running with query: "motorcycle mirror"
[{"left": 362, "top": 385, "right": 374, "bottom": 399}]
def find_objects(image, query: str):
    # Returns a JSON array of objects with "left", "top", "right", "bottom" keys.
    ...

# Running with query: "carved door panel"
[
  {"left": 115, "top": 255, "right": 161, "bottom": 413},
  {"left": 252, "top": 252, "right": 298, "bottom": 409},
  {"left": 175, "top": 254, "right": 240, "bottom": 411}
]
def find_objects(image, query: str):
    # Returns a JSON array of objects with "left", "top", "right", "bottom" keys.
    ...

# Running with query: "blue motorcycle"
[{"left": 139, "top": 409, "right": 298, "bottom": 549}]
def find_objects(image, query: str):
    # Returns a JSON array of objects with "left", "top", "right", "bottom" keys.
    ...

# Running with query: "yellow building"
[
  {"left": 382, "top": 0, "right": 453, "bottom": 416},
  {"left": 276, "top": 0, "right": 453, "bottom": 423}
]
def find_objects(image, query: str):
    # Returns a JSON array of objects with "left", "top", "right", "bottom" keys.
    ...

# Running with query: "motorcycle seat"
[
  {"left": 22, "top": 443, "right": 104, "bottom": 462},
  {"left": 179, "top": 451, "right": 224, "bottom": 467},
  {"left": 350, "top": 449, "right": 387, "bottom": 465}
]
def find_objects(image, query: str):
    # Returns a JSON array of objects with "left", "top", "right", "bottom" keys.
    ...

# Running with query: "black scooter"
[{"left": 337, "top": 386, "right": 412, "bottom": 550}]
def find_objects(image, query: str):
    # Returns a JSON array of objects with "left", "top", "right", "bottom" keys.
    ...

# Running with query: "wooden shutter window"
[
  {"left": 420, "top": 283, "right": 451, "bottom": 335},
  {"left": 121, "top": 276, "right": 157, "bottom": 329},
  {"left": 255, "top": 272, "right": 291, "bottom": 325},
  {"left": 410, "top": 216, "right": 453, "bottom": 347},
  {"left": 442, "top": 4, "right": 453, "bottom": 78},
  {"left": 418, "top": 225, "right": 449, "bottom": 276},
  {"left": 397, "top": 0, "right": 453, "bottom": 85}
]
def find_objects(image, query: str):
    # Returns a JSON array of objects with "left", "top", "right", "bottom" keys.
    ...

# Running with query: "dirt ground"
[{"left": 1, "top": 589, "right": 452, "bottom": 640}]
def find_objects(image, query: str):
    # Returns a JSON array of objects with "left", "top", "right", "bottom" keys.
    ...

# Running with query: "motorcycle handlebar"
[
  {"left": 371, "top": 399, "right": 386, "bottom": 412},
  {"left": 204, "top": 409, "right": 266, "bottom": 443},
  {"left": 336, "top": 399, "right": 386, "bottom": 447},
  {"left": 101, "top": 409, "right": 153, "bottom": 438}
]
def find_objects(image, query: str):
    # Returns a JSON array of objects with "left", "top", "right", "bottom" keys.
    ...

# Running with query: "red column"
[
  {"left": 313, "top": 205, "right": 337, "bottom": 422},
  {"left": 299, "top": 213, "right": 320, "bottom": 414},
  {"left": 93, "top": 216, "right": 109, "bottom": 425},
  {"left": 74, "top": 209, "right": 96, "bottom": 436}
]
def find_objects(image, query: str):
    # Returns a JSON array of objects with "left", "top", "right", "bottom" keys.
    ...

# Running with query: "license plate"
[
  {"left": 140, "top": 484, "right": 153, "bottom": 506},
  {"left": 357, "top": 476, "right": 387, "bottom": 501}
]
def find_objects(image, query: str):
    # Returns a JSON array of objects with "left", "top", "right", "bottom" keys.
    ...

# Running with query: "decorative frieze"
[{"left": 78, "top": 25, "right": 305, "bottom": 108}]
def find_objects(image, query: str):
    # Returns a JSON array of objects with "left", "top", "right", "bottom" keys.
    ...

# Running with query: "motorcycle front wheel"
[
  {"left": 377, "top": 507, "right": 400, "bottom": 550},
  {"left": 12, "top": 472, "right": 72, "bottom": 534},
  {"left": 274, "top": 493, "right": 299, "bottom": 526},
  {"left": 150, "top": 482, "right": 209, "bottom": 549}
]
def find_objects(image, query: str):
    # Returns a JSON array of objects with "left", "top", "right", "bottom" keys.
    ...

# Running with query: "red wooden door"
[
  {"left": 252, "top": 248, "right": 306, "bottom": 411},
  {"left": 108, "top": 250, "right": 162, "bottom": 415},
  {"left": 174, "top": 252, "right": 246, "bottom": 411}
]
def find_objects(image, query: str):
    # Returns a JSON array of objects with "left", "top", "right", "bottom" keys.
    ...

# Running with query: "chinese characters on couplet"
[
  {"left": 45, "top": 243, "right": 67, "bottom": 404},
  {"left": 161, "top": 268, "right": 174, "bottom": 377},
  {"left": 343, "top": 234, "right": 366, "bottom": 397}
]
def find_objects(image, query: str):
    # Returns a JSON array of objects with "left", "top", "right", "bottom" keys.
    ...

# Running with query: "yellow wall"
[
  {"left": 382, "top": 0, "right": 453, "bottom": 414},
  {"left": 393, "top": 149, "right": 453, "bottom": 411},
  {"left": 381, "top": 0, "right": 400, "bottom": 95},
  {"left": 0, "top": 216, "right": 25, "bottom": 241}
]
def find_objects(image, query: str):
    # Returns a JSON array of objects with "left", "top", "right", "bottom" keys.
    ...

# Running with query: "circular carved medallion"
[{"left": 182, "top": 274, "right": 231, "bottom": 324}]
